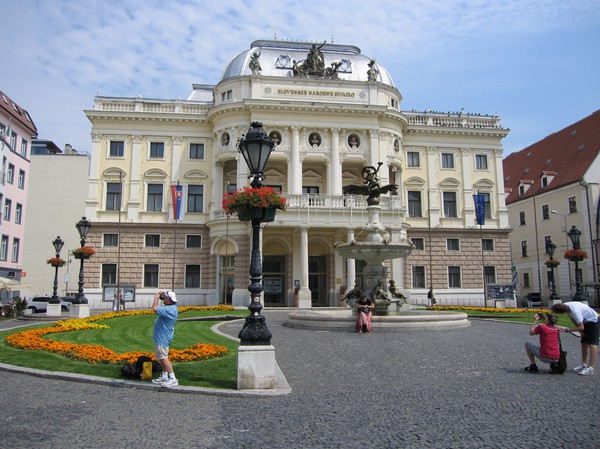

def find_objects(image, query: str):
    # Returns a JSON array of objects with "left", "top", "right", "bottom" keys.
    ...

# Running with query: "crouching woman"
[
  {"left": 524, "top": 312, "right": 560, "bottom": 372},
  {"left": 355, "top": 295, "right": 374, "bottom": 334}
]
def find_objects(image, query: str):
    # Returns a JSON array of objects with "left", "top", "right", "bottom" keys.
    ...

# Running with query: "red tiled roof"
[
  {"left": 0, "top": 89, "right": 38, "bottom": 136},
  {"left": 503, "top": 110, "right": 600, "bottom": 204}
]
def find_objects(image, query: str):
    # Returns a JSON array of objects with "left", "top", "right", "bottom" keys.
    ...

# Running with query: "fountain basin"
[{"left": 283, "top": 308, "right": 470, "bottom": 332}]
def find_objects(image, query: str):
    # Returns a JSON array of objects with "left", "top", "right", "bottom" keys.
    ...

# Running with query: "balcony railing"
[{"left": 213, "top": 193, "right": 405, "bottom": 227}]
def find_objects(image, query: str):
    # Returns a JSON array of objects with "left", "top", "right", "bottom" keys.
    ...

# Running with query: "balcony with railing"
[{"left": 212, "top": 193, "right": 406, "bottom": 228}]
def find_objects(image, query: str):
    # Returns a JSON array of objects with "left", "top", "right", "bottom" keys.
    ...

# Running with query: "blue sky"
[{"left": 1, "top": 0, "right": 599, "bottom": 155}]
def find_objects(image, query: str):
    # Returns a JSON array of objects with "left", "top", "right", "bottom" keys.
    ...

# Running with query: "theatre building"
[{"left": 83, "top": 39, "right": 512, "bottom": 309}]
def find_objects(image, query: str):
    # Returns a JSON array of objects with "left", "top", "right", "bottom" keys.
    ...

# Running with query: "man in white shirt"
[{"left": 552, "top": 302, "right": 599, "bottom": 376}]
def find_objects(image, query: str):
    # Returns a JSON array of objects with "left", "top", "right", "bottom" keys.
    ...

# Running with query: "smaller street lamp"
[
  {"left": 546, "top": 238, "right": 558, "bottom": 301},
  {"left": 567, "top": 225, "right": 584, "bottom": 301},
  {"left": 237, "top": 122, "right": 275, "bottom": 345},
  {"left": 74, "top": 217, "right": 92, "bottom": 304},
  {"left": 50, "top": 236, "right": 64, "bottom": 303}
]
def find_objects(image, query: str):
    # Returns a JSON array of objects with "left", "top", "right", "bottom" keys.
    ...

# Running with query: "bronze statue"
[
  {"left": 249, "top": 50, "right": 262, "bottom": 75},
  {"left": 342, "top": 162, "right": 398, "bottom": 205},
  {"left": 367, "top": 59, "right": 379, "bottom": 82},
  {"left": 388, "top": 280, "right": 406, "bottom": 301}
]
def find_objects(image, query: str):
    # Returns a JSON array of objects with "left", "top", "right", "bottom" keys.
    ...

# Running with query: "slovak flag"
[{"left": 171, "top": 184, "right": 183, "bottom": 221}]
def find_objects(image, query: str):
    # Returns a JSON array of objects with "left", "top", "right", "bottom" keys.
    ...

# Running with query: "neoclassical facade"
[{"left": 83, "top": 40, "right": 511, "bottom": 309}]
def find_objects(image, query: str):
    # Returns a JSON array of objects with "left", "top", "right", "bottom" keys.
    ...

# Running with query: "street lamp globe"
[
  {"left": 238, "top": 122, "right": 274, "bottom": 188},
  {"left": 52, "top": 236, "right": 64, "bottom": 254},
  {"left": 76, "top": 216, "right": 92, "bottom": 240}
]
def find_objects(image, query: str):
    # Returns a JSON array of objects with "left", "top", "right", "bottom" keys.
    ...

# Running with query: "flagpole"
[{"left": 170, "top": 182, "right": 182, "bottom": 291}]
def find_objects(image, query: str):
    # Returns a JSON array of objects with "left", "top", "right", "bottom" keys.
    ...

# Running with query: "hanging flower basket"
[
  {"left": 222, "top": 186, "right": 286, "bottom": 221},
  {"left": 237, "top": 207, "right": 277, "bottom": 222},
  {"left": 545, "top": 258, "right": 560, "bottom": 268},
  {"left": 46, "top": 257, "right": 66, "bottom": 268},
  {"left": 73, "top": 246, "right": 96, "bottom": 260},
  {"left": 564, "top": 249, "right": 587, "bottom": 262}
]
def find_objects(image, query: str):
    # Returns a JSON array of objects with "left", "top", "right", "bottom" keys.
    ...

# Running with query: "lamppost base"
[
  {"left": 237, "top": 345, "right": 277, "bottom": 389},
  {"left": 238, "top": 314, "right": 272, "bottom": 345},
  {"left": 69, "top": 303, "right": 90, "bottom": 319},
  {"left": 46, "top": 303, "right": 62, "bottom": 317}
]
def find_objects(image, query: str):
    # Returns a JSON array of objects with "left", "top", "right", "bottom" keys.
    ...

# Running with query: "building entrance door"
[
  {"left": 263, "top": 255, "right": 286, "bottom": 306},
  {"left": 219, "top": 255, "right": 234, "bottom": 304},
  {"left": 309, "top": 255, "right": 327, "bottom": 306}
]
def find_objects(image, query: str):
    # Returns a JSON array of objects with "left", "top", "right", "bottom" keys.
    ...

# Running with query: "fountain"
[{"left": 284, "top": 163, "right": 470, "bottom": 332}]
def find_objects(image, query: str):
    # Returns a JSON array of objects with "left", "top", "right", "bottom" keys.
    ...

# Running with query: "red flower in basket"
[
  {"left": 73, "top": 246, "right": 97, "bottom": 258},
  {"left": 222, "top": 186, "right": 287, "bottom": 217},
  {"left": 564, "top": 249, "right": 587, "bottom": 261},
  {"left": 46, "top": 257, "right": 66, "bottom": 268}
]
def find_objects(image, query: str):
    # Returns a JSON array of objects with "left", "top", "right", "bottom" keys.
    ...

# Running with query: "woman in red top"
[{"left": 524, "top": 312, "right": 560, "bottom": 372}]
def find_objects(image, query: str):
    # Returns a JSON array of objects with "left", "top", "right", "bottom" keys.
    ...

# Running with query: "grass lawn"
[
  {"left": 438, "top": 308, "right": 573, "bottom": 327},
  {"left": 0, "top": 309, "right": 248, "bottom": 389}
]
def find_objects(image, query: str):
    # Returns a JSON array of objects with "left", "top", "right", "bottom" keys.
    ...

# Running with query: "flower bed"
[{"left": 5, "top": 306, "right": 234, "bottom": 364}]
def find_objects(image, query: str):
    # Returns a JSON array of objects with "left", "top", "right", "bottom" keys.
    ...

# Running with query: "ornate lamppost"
[
  {"left": 567, "top": 225, "right": 584, "bottom": 301},
  {"left": 237, "top": 122, "right": 275, "bottom": 345},
  {"left": 74, "top": 217, "right": 92, "bottom": 304},
  {"left": 545, "top": 238, "right": 559, "bottom": 301},
  {"left": 50, "top": 236, "right": 64, "bottom": 303}
]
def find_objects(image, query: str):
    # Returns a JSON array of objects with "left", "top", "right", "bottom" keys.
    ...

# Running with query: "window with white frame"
[
  {"left": 109, "top": 140, "right": 124, "bottom": 157},
  {"left": 519, "top": 211, "right": 526, "bottom": 225},
  {"left": 411, "top": 237, "right": 424, "bottom": 250},
  {"left": 441, "top": 153, "right": 454, "bottom": 169},
  {"left": 106, "top": 182, "right": 122, "bottom": 211},
  {"left": 7, "top": 164, "right": 13, "bottom": 184},
  {"left": 149, "top": 142, "right": 164, "bottom": 159},
  {"left": 443, "top": 191, "right": 457, "bottom": 217},
  {"left": 521, "top": 240, "right": 528, "bottom": 257},
  {"left": 482, "top": 239, "right": 494, "bottom": 251},
  {"left": 407, "top": 190, "right": 422, "bottom": 217},
  {"left": 147, "top": 184, "right": 163, "bottom": 212},
  {"left": 448, "top": 266, "right": 461, "bottom": 288},
  {"left": 186, "top": 235, "right": 202, "bottom": 248},
  {"left": 103, "top": 233, "right": 119, "bottom": 247},
  {"left": 20, "top": 139, "right": 27, "bottom": 157},
  {"left": 412, "top": 266, "right": 426, "bottom": 288},
  {"left": 185, "top": 264, "right": 201, "bottom": 288},
  {"left": 187, "top": 185, "right": 204, "bottom": 213},
  {"left": 568, "top": 196, "right": 577, "bottom": 213},
  {"left": 189, "top": 143, "right": 205, "bottom": 159},
  {"left": 145, "top": 234, "right": 160, "bottom": 248},
  {"left": 144, "top": 264, "right": 159, "bottom": 287},
  {"left": 475, "top": 154, "right": 488, "bottom": 170},
  {"left": 102, "top": 264, "right": 117, "bottom": 285},
  {"left": 3, "top": 198, "right": 11, "bottom": 221},
  {"left": 18, "top": 169, "right": 24, "bottom": 189},
  {"left": 447, "top": 238, "right": 460, "bottom": 251},
  {"left": 0, "top": 235, "right": 8, "bottom": 261},
  {"left": 15, "top": 203, "right": 22, "bottom": 224},
  {"left": 12, "top": 238, "right": 20, "bottom": 262},
  {"left": 407, "top": 152, "right": 420, "bottom": 167}
]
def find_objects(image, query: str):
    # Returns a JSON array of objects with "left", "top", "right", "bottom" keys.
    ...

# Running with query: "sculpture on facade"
[
  {"left": 367, "top": 59, "right": 379, "bottom": 82},
  {"left": 291, "top": 41, "right": 344, "bottom": 79},
  {"left": 342, "top": 162, "right": 397, "bottom": 205},
  {"left": 344, "top": 281, "right": 362, "bottom": 308},
  {"left": 249, "top": 50, "right": 262, "bottom": 75},
  {"left": 388, "top": 280, "right": 406, "bottom": 302}
]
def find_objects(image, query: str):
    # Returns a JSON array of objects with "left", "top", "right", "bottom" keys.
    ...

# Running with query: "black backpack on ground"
[
  {"left": 550, "top": 335, "right": 567, "bottom": 374},
  {"left": 121, "top": 356, "right": 162, "bottom": 379}
]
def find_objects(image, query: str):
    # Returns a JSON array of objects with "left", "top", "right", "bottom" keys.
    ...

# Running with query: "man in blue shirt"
[{"left": 152, "top": 290, "right": 179, "bottom": 387}]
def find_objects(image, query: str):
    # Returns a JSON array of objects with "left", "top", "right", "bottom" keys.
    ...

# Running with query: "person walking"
[
  {"left": 551, "top": 302, "right": 599, "bottom": 376},
  {"left": 151, "top": 290, "right": 179, "bottom": 387}
]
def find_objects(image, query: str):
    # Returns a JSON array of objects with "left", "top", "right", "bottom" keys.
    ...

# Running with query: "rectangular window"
[
  {"left": 484, "top": 266, "right": 496, "bottom": 285},
  {"left": 447, "top": 238, "right": 460, "bottom": 251},
  {"left": 519, "top": 211, "right": 526, "bottom": 225},
  {"left": 15, "top": 203, "right": 22, "bottom": 224},
  {"left": 482, "top": 239, "right": 494, "bottom": 251},
  {"left": 185, "top": 264, "right": 201, "bottom": 288},
  {"left": 0, "top": 235, "right": 8, "bottom": 261},
  {"left": 109, "top": 140, "right": 125, "bottom": 157},
  {"left": 482, "top": 193, "right": 491, "bottom": 219},
  {"left": 186, "top": 235, "right": 202, "bottom": 248},
  {"left": 411, "top": 237, "right": 424, "bottom": 250},
  {"left": 20, "top": 139, "right": 27, "bottom": 157},
  {"left": 3, "top": 198, "right": 11, "bottom": 221},
  {"left": 448, "top": 266, "right": 461, "bottom": 288},
  {"left": 544, "top": 236, "right": 552, "bottom": 254},
  {"left": 523, "top": 273, "right": 530, "bottom": 288},
  {"left": 189, "top": 143, "right": 205, "bottom": 159},
  {"left": 149, "top": 142, "right": 164, "bottom": 159},
  {"left": 407, "top": 152, "right": 420, "bottom": 167},
  {"left": 521, "top": 240, "right": 528, "bottom": 257},
  {"left": 7, "top": 164, "right": 14, "bottom": 183},
  {"left": 18, "top": 169, "right": 25, "bottom": 189},
  {"left": 10, "top": 131, "right": 16, "bottom": 151},
  {"left": 144, "top": 264, "right": 159, "bottom": 288},
  {"left": 11, "top": 238, "right": 19, "bottom": 262},
  {"left": 106, "top": 182, "right": 122, "bottom": 211},
  {"left": 443, "top": 192, "right": 457, "bottom": 217},
  {"left": 102, "top": 264, "right": 117, "bottom": 285},
  {"left": 475, "top": 154, "right": 488, "bottom": 170},
  {"left": 407, "top": 191, "right": 422, "bottom": 217},
  {"left": 542, "top": 204, "right": 549, "bottom": 220},
  {"left": 441, "top": 153, "right": 454, "bottom": 169},
  {"left": 145, "top": 234, "right": 160, "bottom": 248},
  {"left": 412, "top": 266, "right": 426, "bottom": 288},
  {"left": 568, "top": 196, "right": 577, "bottom": 213},
  {"left": 103, "top": 234, "right": 119, "bottom": 247},
  {"left": 147, "top": 184, "right": 163, "bottom": 212},
  {"left": 187, "top": 185, "right": 204, "bottom": 213}
]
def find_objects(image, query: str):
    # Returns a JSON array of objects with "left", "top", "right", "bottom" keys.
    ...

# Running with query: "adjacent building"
[
  {"left": 82, "top": 39, "right": 512, "bottom": 310},
  {"left": 503, "top": 110, "right": 600, "bottom": 307},
  {"left": 0, "top": 89, "right": 36, "bottom": 302}
]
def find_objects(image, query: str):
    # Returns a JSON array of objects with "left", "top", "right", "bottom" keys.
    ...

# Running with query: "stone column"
[
  {"left": 289, "top": 126, "right": 302, "bottom": 194},
  {"left": 346, "top": 228, "right": 356, "bottom": 288},
  {"left": 329, "top": 128, "right": 342, "bottom": 195},
  {"left": 298, "top": 226, "right": 312, "bottom": 308}
]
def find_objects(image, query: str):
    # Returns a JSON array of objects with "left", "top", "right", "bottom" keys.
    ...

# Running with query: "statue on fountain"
[
  {"left": 342, "top": 162, "right": 397, "bottom": 205},
  {"left": 372, "top": 279, "right": 391, "bottom": 315},
  {"left": 344, "top": 281, "right": 362, "bottom": 309}
]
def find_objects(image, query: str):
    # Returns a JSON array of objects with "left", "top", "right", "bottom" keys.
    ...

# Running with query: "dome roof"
[{"left": 220, "top": 40, "right": 395, "bottom": 87}]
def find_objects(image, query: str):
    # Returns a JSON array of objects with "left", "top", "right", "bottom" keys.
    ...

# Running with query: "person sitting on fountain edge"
[{"left": 355, "top": 295, "right": 374, "bottom": 334}]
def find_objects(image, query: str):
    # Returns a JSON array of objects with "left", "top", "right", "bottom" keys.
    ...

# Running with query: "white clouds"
[{"left": 1, "top": 0, "right": 598, "bottom": 153}]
